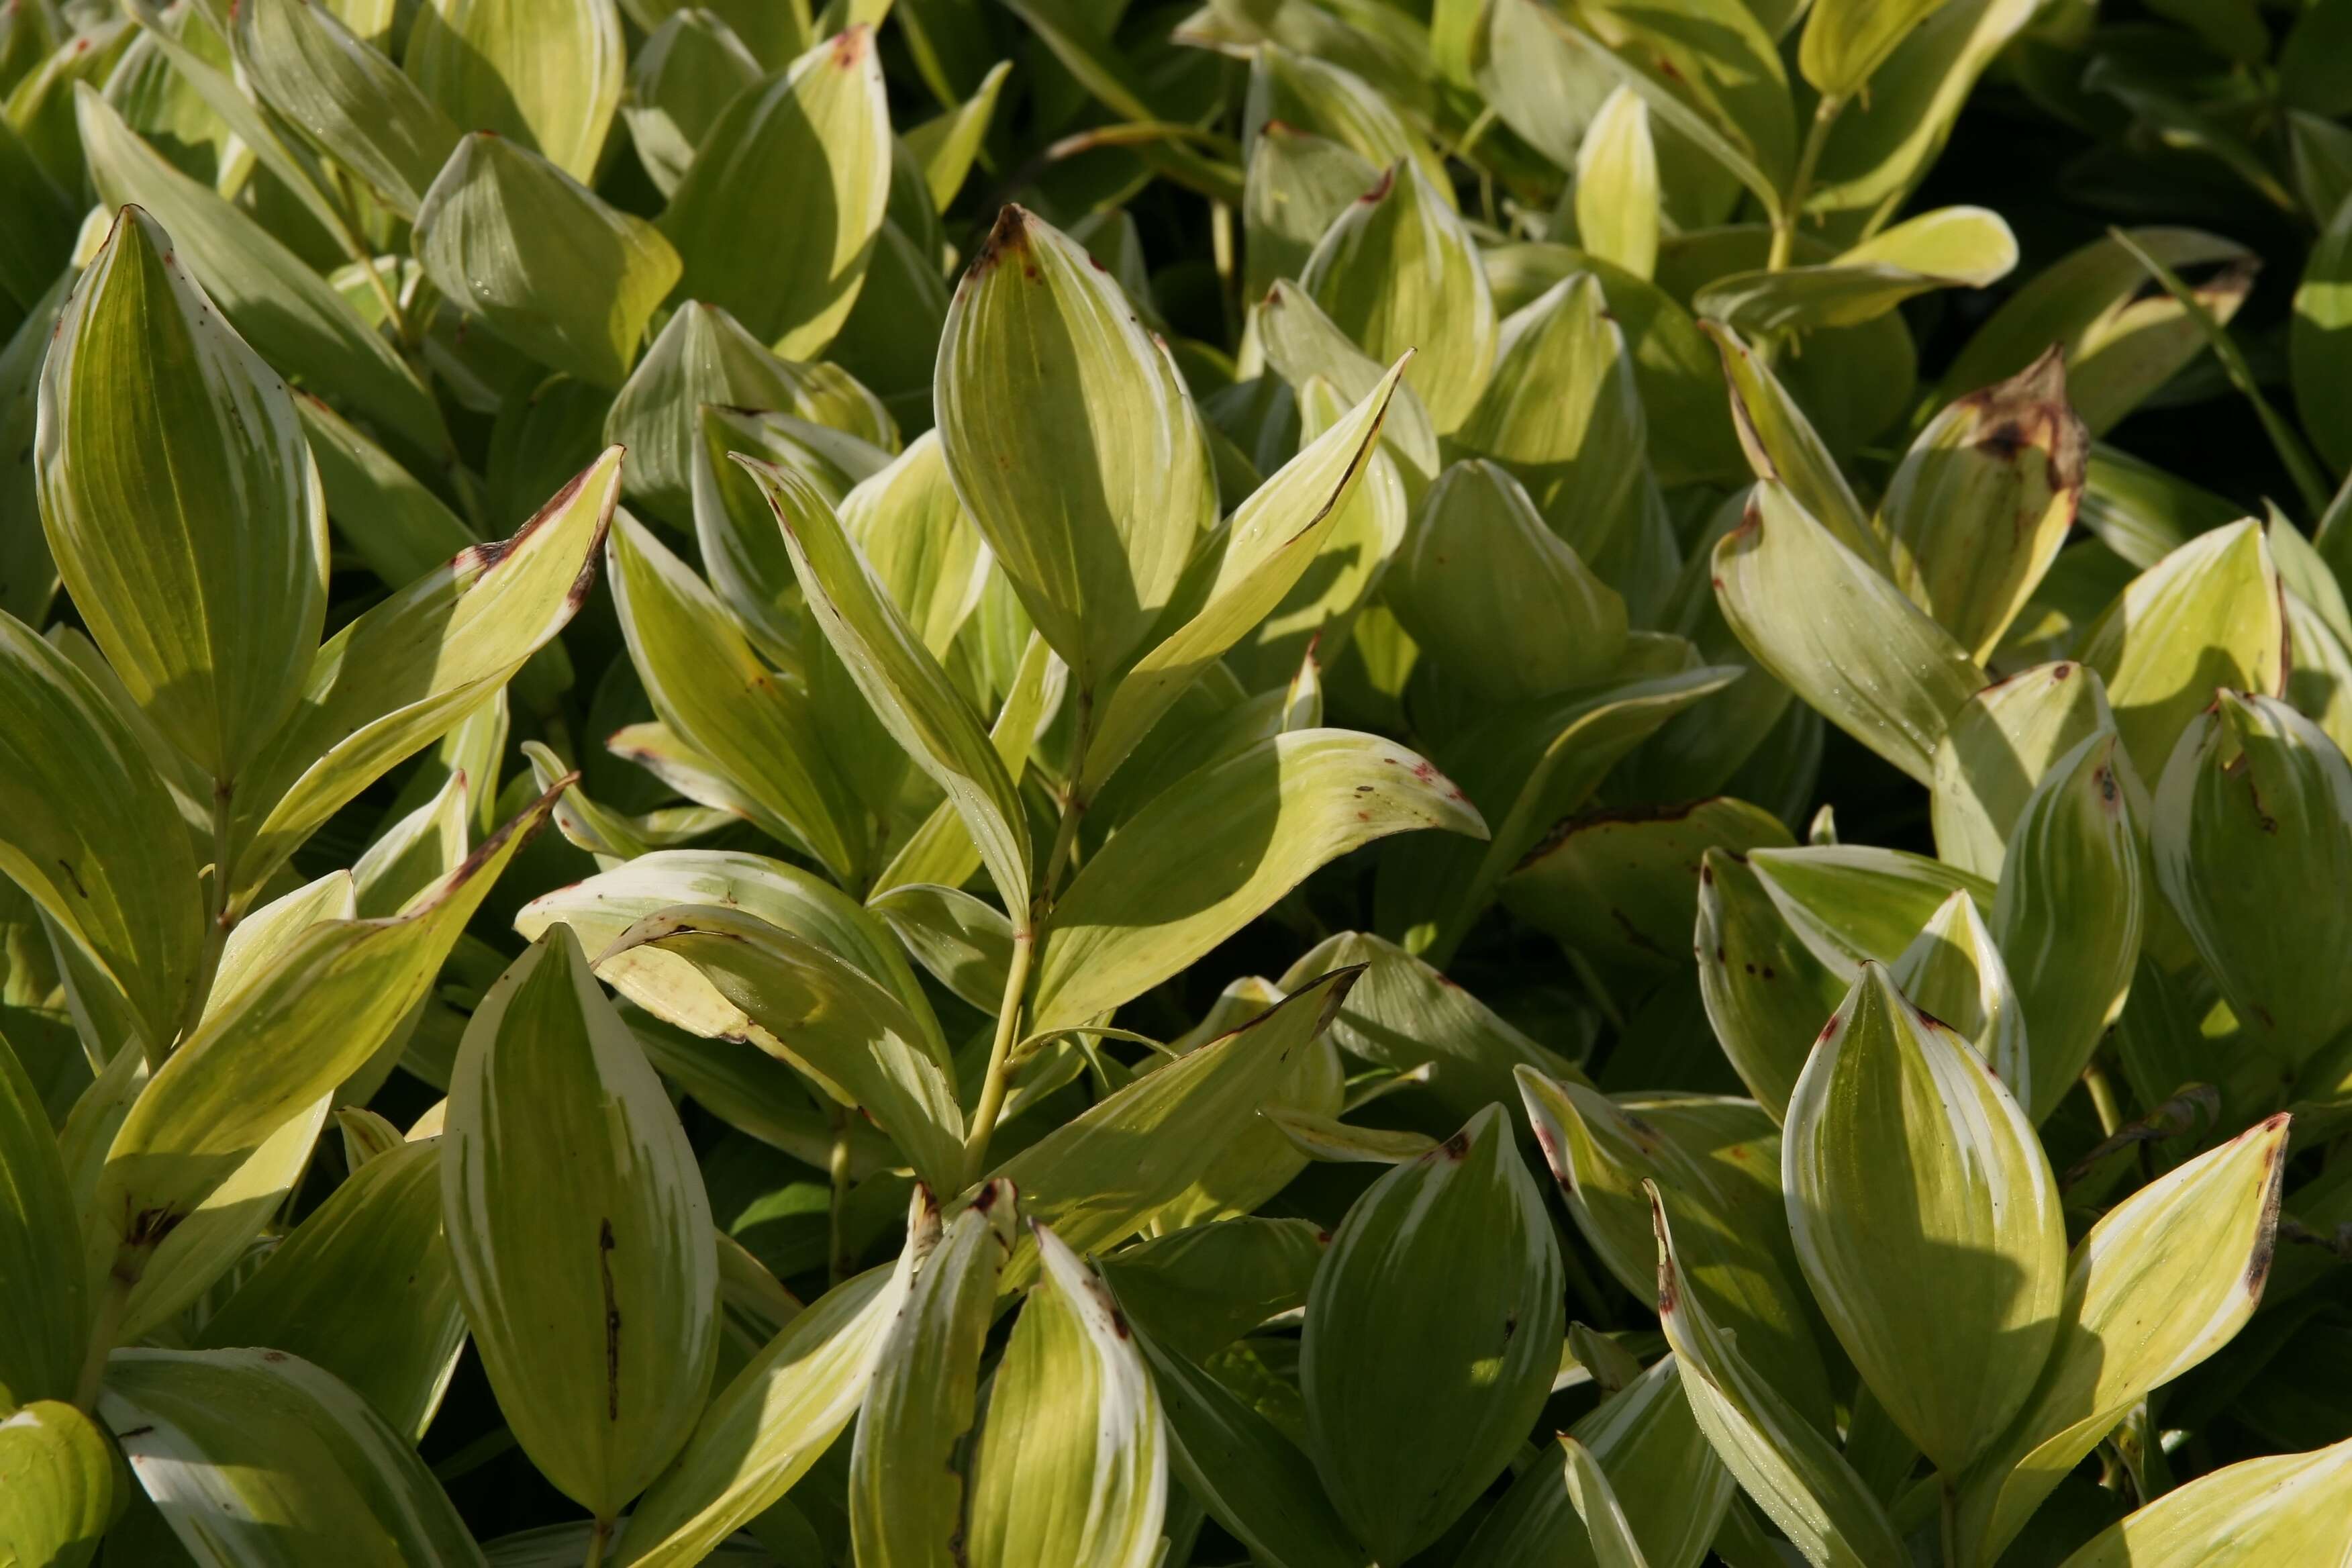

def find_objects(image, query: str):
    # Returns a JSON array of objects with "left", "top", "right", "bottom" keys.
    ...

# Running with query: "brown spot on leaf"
[{"left": 599, "top": 1218, "right": 622, "bottom": 1421}]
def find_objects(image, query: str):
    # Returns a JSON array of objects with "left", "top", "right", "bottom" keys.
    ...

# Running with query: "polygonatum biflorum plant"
[{"left": 1, "top": 0, "right": 2351, "bottom": 1564}]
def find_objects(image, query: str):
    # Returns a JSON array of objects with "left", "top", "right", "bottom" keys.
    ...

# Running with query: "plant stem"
[
  {"left": 961, "top": 926, "right": 1035, "bottom": 1185},
  {"left": 168, "top": 783, "right": 240, "bottom": 1059},
  {"left": 1042, "top": 795, "right": 1085, "bottom": 898},
  {"left": 583, "top": 1516, "right": 613, "bottom": 1568},
  {"left": 74, "top": 1273, "right": 132, "bottom": 1412},
  {"left": 1940, "top": 1479, "right": 1961, "bottom": 1568},
  {"left": 826, "top": 1103, "right": 854, "bottom": 1287},
  {"left": 1767, "top": 94, "right": 1847, "bottom": 273}
]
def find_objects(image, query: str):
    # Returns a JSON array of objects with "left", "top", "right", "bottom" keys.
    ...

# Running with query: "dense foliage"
[{"left": 0, "top": 0, "right": 2349, "bottom": 1564}]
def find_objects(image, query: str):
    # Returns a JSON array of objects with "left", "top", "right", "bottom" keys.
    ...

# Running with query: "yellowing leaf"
[
  {"left": 1302, "top": 160, "right": 1496, "bottom": 432},
  {"left": 1930, "top": 660, "right": 2118, "bottom": 880},
  {"left": 1650, "top": 1185, "right": 1907, "bottom": 1568},
  {"left": 443, "top": 926, "right": 718, "bottom": 1520},
  {"left": 2080, "top": 519, "right": 2286, "bottom": 787},
  {"left": 404, "top": 0, "right": 622, "bottom": 182},
  {"left": 964, "top": 1222, "right": 1167, "bottom": 1568},
  {"left": 1576, "top": 87, "right": 1659, "bottom": 281},
  {"left": 1883, "top": 348, "right": 2090, "bottom": 663},
  {"left": 2055, "top": 1438, "right": 2352, "bottom": 1568},
  {"left": 1028, "top": 730, "right": 1484, "bottom": 1036},
  {"left": 846, "top": 1180, "right": 1016, "bottom": 1568},
  {"left": 1956, "top": 1115, "right": 2292, "bottom": 1566},
  {"left": 1800, "top": 0, "right": 1944, "bottom": 97},
  {"left": 0, "top": 1400, "right": 112, "bottom": 1568},
  {"left": 936, "top": 204, "right": 1217, "bottom": 702},
  {"left": 1783, "top": 963, "right": 2065, "bottom": 1475},
  {"left": 37, "top": 203, "right": 326, "bottom": 781}
]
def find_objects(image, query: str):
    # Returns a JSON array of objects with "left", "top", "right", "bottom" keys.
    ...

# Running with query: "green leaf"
[
  {"left": 846, "top": 1179, "right": 1016, "bottom": 1568},
  {"left": 2153, "top": 692, "right": 2352, "bottom": 1065},
  {"left": 195, "top": 1138, "right": 464, "bottom": 1442},
  {"left": 1883, "top": 348, "right": 2089, "bottom": 661},
  {"left": 738, "top": 455, "right": 1032, "bottom": 915},
  {"left": 1379, "top": 665, "right": 1741, "bottom": 961},
  {"left": 903, "top": 56, "right": 1009, "bottom": 210},
  {"left": 1097, "top": 1216, "right": 1326, "bottom": 1362},
  {"left": 1802, "top": 0, "right": 2043, "bottom": 238},
  {"left": 2054, "top": 1438, "right": 2352, "bottom": 1568},
  {"left": 614, "top": 1213, "right": 927, "bottom": 1568},
  {"left": 91, "top": 785, "right": 555, "bottom": 1306},
  {"left": 603, "top": 904, "right": 965, "bottom": 1194},
  {"left": 1505, "top": 797, "right": 1793, "bottom": 978},
  {"left": 1696, "top": 207, "right": 2018, "bottom": 334},
  {"left": 1264, "top": 1106, "right": 1438, "bottom": 1164},
  {"left": 1559, "top": 1437, "right": 1650, "bottom": 1568},
  {"left": 0, "top": 611, "right": 204, "bottom": 1061},
  {"left": 1457, "top": 1355, "right": 1734, "bottom": 1568},
  {"left": 1302, "top": 160, "right": 1496, "bottom": 432},
  {"left": 1704, "top": 324, "right": 1883, "bottom": 569},
  {"left": 2081, "top": 519, "right": 2286, "bottom": 787},
  {"left": 444, "top": 926, "right": 718, "bottom": 1520},
  {"left": 1080, "top": 358, "right": 1407, "bottom": 797},
  {"left": 72, "top": 87, "right": 446, "bottom": 455},
  {"left": 991, "top": 967, "right": 1357, "bottom": 1283},
  {"left": 100, "top": 1348, "right": 484, "bottom": 1565},
  {"left": 1888, "top": 889, "right": 2026, "bottom": 1087},
  {"left": 1649, "top": 1184, "right": 1907, "bottom": 1568},
  {"left": 1458, "top": 266, "right": 1646, "bottom": 543},
  {"left": 1242, "top": 121, "right": 1381, "bottom": 301},
  {"left": 0, "top": 1400, "right": 112, "bottom": 1568},
  {"left": 1426, "top": 452, "right": 1631, "bottom": 680},
  {"left": 1799, "top": 0, "right": 1943, "bottom": 97},
  {"left": 403, "top": 0, "right": 622, "bottom": 182},
  {"left": 1243, "top": 44, "right": 1447, "bottom": 203},
  {"left": 2294, "top": 195, "right": 2352, "bottom": 479},
  {"left": 1994, "top": 729, "right": 2145, "bottom": 1118},
  {"left": 1520, "top": 1070, "right": 1834, "bottom": 1430},
  {"left": 660, "top": 26, "right": 891, "bottom": 358},
  {"left": 413, "top": 134, "right": 679, "bottom": 391},
  {"left": 622, "top": 9, "right": 764, "bottom": 199},
  {"left": 1028, "top": 730, "right": 1485, "bottom": 1036},
  {"left": 228, "top": 0, "right": 458, "bottom": 216},
  {"left": 868, "top": 882, "right": 1012, "bottom": 1013},
  {"left": 936, "top": 205, "right": 1218, "bottom": 702},
  {"left": 1955, "top": 1115, "right": 2291, "bottom": 1567},
  {"left": 1696, "top": 848, "right": 1846, "bottom": 1121},
  {"left": 607, "top": 301, "right": 893, "bottom": 528},
  {"left": 234, "top": 451, "right": 621, "bottom": 899},
  {"left": 1939, "top": 228, "right": 2257, "bottom": 438},
  {"left": 606, "top": 511, "right": 867, "bottom": 883},
  {"left": 1930, "top": 660, "right": 2118, "bottom": 881},
  {"left": 1126, "top": 1316, "right": 1369, "bottom": 1568},
  {"left": 1304, "top": 1104, "right": 1561, "bottom": 1562},
  {"left": 38, "top": 203, "right": 326, "bottom": 781},
  {"left": 1783, "top": 963, "right": 2064, "bottom": 1476},
  {"left": 0, "top": 1032, "right": 83, "bottom": 1407},
  {"left": 1280, "top": 931, "right": 1579, "bottom": 1116},
  {"left": 1714, "top": 481, "right": 1986, "bottom": 785},
  {"left": 964, "top": 1221, "right": 1166, "bottom": 1568},
  {"left": 295, "top": 395, "right": 477, "bottom": 586}
]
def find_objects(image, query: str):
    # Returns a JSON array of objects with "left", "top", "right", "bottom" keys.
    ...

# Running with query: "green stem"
[
  {"left": 1767, "top": 94, "right": 1847, "bottom": 273},
  {"left": 1042, "top": 794, "right": 1085, "bottom": 898},
  {"left": 826, "top": 1103, "right": 854, "bottom": 1287},
  {"left": 961, "top": 926, "right": 1036, "bottom": 1185},
  {"left": 74, "top": 1273, "right": 132, "bottom": 1412},
  {"left": 168, "top": 783, "right": 240, "bottom": 1059},
  {"left": 1940, "top": 1480, "right": 1961, "bottom": 1568},
  {"left": 583, "top": 1516, "right": 613, "bottom": 1568}
]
